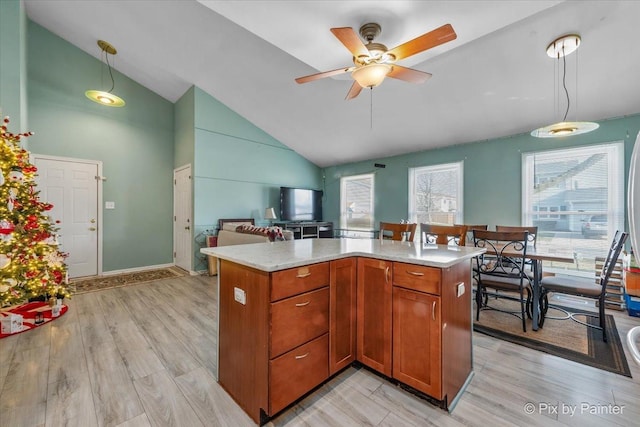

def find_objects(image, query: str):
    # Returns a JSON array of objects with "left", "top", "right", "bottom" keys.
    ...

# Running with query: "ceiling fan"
[{"left": 295, "top": 22, "right": 457, "bottom": 100}]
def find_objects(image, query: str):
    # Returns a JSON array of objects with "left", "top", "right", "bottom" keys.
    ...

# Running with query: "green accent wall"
[
  {"left": 26, "top": 21, "right": 175, "bottom": 272},
  {"left": 174, "top": 86, "right": 195, "bottom": 168},
  {"left": 189, "top": 87, "right": 322, "bottom": 271},
  {"left": 323, "top": 115, "right": 640, "bottom": 230},
  {"left": 0, "top": 0, "right": 27, "bottom": 130}
]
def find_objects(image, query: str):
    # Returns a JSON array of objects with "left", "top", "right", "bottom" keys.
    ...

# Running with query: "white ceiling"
[{"left": 24, "top": 1, "right": 640, "bottom": 167}]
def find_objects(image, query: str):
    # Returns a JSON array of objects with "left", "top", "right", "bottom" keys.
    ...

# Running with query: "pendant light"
[
  {"left": 85, "top": 40, "right": 126, "bottom": 107},
  {"left": 531, "top": 34, "right": 598, "bottom": 138}
]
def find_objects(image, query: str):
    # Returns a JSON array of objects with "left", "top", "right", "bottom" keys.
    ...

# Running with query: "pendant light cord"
[
  {"left": 561, "top": 47, "right": 570, "bottom": 122},
  {"left": 104, "top": 49, "right": 116, "bottom": 94}
]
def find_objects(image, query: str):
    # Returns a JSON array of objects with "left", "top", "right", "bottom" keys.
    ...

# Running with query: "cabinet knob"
[{"left": 89, "top": 227, "right": 96, "bottom": 231}]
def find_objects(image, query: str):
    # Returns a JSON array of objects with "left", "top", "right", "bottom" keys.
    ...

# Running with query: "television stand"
[{"left": 274, "top": 221, "right": 333, "bottom": 239}]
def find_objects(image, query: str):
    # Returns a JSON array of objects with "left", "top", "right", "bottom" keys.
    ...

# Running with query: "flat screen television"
[{"left": 280, "top": 187, "right": 323, "bottom": 222}]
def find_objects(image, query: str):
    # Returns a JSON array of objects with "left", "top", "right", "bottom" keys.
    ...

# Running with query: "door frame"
[
  {"left": 173, "top": 164, "right": 192, "bottom": 273},
  {"left": 31, "top": 154, "right": 104, "bottom": 276}
]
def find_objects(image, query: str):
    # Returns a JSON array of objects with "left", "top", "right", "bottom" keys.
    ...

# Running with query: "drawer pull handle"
[
  {"left": 432, "top": 301, "right": 437, "bottom": 321},
  {"left": 295, "top": 352, "right": 310, "bottom": 360},
  {"left": 296, "top": 273, "right": 311, "bottom": 278},
  {"left": 295, "top": 301, "right": 310, "bottom": 307},
  {"left": 385, "top": 266, "right": 390, "bottom": 283},
  {"left": 407, "top": 271, "right": 425, "bottom": 276}
]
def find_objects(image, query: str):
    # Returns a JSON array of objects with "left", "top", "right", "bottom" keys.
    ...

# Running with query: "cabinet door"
[
  {"left": 392, "top": 286, "right": 442, "bottom": 399},
  {"left": 330, "top": 258, "right": 357, "bottom": 375},
  {"left": 357, "top": 258, "right": 392, "bottom": 376}
]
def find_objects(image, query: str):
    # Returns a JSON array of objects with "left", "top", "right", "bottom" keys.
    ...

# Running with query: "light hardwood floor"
[{"left": 1, "top": 274, "right": 639, "bottom": 427}]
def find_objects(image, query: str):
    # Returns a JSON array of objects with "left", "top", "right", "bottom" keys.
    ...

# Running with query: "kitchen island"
[{"left": 201, "top": 238, "right": 485, "bottom": 425}]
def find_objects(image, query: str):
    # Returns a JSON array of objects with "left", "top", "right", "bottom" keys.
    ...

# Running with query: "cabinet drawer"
[
  {"left": 271, "top": 287, "right": 329, "bottom": 357},
  {"left": 269, "top": 334, "right": 328, "bottom": 416},
  {"left": 271, "top": 262, "right": 330, "bottom": 301},
  {"left": 393, "top": 262, "right": 441, "bottom": 295}
]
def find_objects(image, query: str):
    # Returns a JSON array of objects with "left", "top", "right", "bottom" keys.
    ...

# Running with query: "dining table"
[{"left": 466, "top": 243, "right": 575, "bottom": 331}]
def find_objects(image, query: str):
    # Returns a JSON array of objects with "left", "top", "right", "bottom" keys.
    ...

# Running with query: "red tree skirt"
[{"left": 0, "top": 301, "right": 68, "bottom": 338}]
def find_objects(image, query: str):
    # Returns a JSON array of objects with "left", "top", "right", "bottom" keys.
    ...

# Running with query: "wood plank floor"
[{"left": 1, "top": 274, "right": 639, "bottom": 426}]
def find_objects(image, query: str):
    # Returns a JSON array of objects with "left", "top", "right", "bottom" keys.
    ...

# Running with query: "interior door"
[
  {"left": 173, "top": 165, "right": 192, "bottom": 272},
  {"left": 34, "top": 156, "right": 100, "bottom": 278}
]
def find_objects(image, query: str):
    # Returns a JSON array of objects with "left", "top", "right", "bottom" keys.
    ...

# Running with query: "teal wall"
[
  {"left": 191, "top": 87, "right": 322, "bottom": 270},
  {"left": 323, "top": 114, "right": 640, "bottom": 230},
  {"left": 0, "top": 0, "right": 27, "bottom": 130},
  {"left": 26, "top": 21, "right": 175, "bottom": 272},
  {"left": 174, "top": 86, "right": 195, "bottom": 168}
]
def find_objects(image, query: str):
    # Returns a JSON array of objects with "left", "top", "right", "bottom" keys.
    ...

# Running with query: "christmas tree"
[{"left": 0, "top": 116, "right": 70, "bottom": 307}]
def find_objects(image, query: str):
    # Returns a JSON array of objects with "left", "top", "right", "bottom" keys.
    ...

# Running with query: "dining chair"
[
  {"left": 455, "top": 224, "right": 488, "bottom": 245},
  {"left": 473, "top": 229, "right": 533, "bottom": 332},
  {"left": 379, "top": 222, "right": 417, "bottom": 241},
  {"left": 538, "top": 230, "right": 628, "bottom": 342},
  {"left": 495, "top": 225, "right": 538, "bottom": 249},
  {"left": 420, "top": 224, "right": 467, "bottom": 246}
]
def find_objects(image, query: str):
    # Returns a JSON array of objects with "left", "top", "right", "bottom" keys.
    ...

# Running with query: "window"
[
  {"left": 409, "top": 162, "right": 463, "bottom": 225},
  {"left": 340, "top": 173, "right": 374, "bottom": 231},
  {"left": 523, "top": 142, "right": 624, "bottom": 275}
]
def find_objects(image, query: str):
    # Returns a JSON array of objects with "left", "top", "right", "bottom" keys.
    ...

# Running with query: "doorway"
[
  {"left": 173, "top": 165, "right": 192, "bottom": 272},
  {"left": 33, "top": 155, "right": 102, "bottom": 278}
]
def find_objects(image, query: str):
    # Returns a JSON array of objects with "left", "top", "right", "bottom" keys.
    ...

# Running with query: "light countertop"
[{"left": 201, "top": 238, "right": 485, "bottom": 272}]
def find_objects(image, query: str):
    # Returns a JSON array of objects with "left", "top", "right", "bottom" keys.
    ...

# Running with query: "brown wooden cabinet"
[
  {"left": 356, "top": 258, "right": 392, "bottom": 376},
  {"left": 218, "top": 260, "right": 330, "bottom": 424},
  {"left": 392, "top": 286, "right": 442, "bottom": 398},
  {"left": 218, "top": 251, "right": 473, "bottom": 423},
  {"left": 391, "top": 261, "right": 472, "bottom": 406},
  {"left": 329, "top": 258, "right": 357, "bottom": 375}
]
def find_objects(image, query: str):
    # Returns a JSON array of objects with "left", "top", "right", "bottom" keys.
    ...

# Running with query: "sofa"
[{"left": 207, "top": 218, "right": 293, "bottom": 275}]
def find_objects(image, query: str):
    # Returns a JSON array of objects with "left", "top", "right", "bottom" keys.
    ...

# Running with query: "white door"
[
  {"left": 34, "top": 156, "right": 101, "bottom": 278},
  {"left": 174, "top": 165, "right": 192, "bottom": 272}
]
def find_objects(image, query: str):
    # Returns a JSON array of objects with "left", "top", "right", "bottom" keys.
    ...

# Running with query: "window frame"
[
  {"left": 522, "top": 141, "right": 624, "bottom": 276},
  {"left": 340, "top": 173, "right": 375, "bottom": 231},
  {"left": 408, "top": 161, "right": 464, "bottom": 225}
]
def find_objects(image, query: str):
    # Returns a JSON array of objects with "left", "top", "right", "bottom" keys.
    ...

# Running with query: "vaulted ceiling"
[{"left": 24, "top": 1, "right": 640, "bottom": 167}]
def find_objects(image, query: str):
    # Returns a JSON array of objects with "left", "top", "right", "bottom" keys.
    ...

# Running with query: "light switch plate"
[
  {"left": 234, "top": 287, "right": 246, "bottom": 305},
  {"left": 457, "top": 282, "right": 465, "bottom": 297},
  {"left": 105, "top": 201, "right": 115, "bottom": 209}
]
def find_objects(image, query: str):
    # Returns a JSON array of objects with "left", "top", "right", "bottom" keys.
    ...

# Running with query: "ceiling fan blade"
[
  {"left": 388, "top": 65, "right": 432, "bottom": 84},
  {"left": 387, "top": 24, "right": 457, "bottom": 61},
  {"left": 345, "top": 81, "right": 363, "bottom": 100},
  {"left": 330, "top": 27, "right": 369, "bottom": 58},
  {"left": 295, "top": 66, "right": 353, "bottom": 84}
]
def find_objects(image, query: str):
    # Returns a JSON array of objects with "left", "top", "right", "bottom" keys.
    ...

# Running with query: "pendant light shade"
[
  {"left": 532, "top": 34, "right": 598, "bottom": 138},
  {"left": 85, "top": 40, "right": 126, "bottom": 107}
]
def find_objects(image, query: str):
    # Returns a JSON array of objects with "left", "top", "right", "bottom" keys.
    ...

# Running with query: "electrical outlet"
[
  {"left": 456, "top": 282, "right": 465, "bottom": 297},
  {"left": 234, "top": 287, "right": 246, "bottom": 305}
]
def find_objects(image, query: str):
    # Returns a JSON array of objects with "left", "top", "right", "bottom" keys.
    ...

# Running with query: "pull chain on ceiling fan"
[{"left": 295, "top": 22, "right": 457, "bottom": 100}]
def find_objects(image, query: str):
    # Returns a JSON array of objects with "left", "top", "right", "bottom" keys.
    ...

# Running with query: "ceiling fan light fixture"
[
  {"left": 531, "top": 121, "right": 599, "bottom": 138},
  {"left": 352, "top": 63, "right": 392, "bottom": 88}
]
